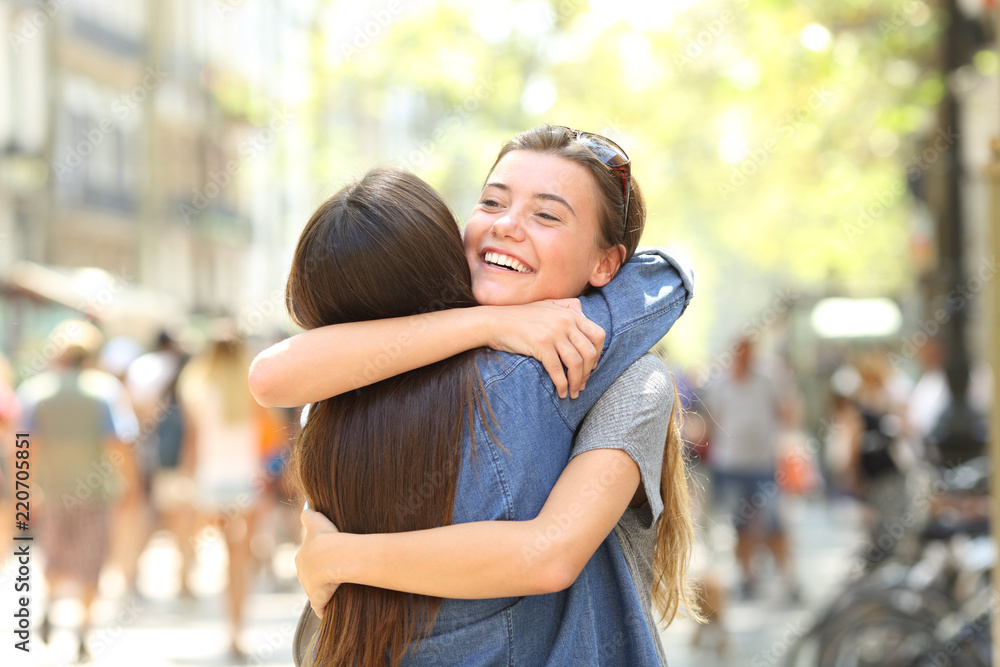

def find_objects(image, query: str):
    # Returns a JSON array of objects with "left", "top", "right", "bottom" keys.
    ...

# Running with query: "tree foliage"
[{"left": 305, "top": 0, "right": 949, "bottom": 358}]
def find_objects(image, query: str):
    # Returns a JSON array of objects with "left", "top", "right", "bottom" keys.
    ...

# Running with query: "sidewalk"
[
  {"left": 660, "top": 497, "right": 866, "bottom": 666},
  {"left": 1, "top": 531, "right": 305, "bottom": 667}
]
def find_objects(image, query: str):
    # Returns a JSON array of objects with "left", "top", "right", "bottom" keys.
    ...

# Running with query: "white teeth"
[{"left": 484, "top": 251, "right": 531, "bottom": 273}]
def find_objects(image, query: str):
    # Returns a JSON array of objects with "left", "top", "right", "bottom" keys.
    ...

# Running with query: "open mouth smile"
[{"left": 482, "top": 250, "right": 534, "bottom": 274}]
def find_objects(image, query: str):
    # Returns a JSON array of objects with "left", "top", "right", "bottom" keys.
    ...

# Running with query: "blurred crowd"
[
  {"left": 662, "top": 332, "right": 992, "bottom": 653},
  {"left": 0, "top": 319, "right": 301, "bottom": 662},
  {"left": 0, "top": 318, "right": 992, "bottom": 662}
]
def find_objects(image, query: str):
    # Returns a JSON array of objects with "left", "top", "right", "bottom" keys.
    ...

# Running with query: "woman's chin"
[{"left": 473, "top": 280, "right": 532, "bottom": 306}]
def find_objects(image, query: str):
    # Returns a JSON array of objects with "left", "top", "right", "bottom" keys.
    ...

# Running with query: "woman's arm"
[
  {"left": 560, "top": 248, "right": 692, "bottom": 428},
  {"left": 296, "top": 447, "right": 640, "bottom": 617},
  {"left": 249, "top": 300, "right": 605, "bottom": 407}
]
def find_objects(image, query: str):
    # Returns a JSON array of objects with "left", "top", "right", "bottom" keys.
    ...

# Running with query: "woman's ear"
[{"left": 589, "top": 244, "right": 627, "bottom": 288}]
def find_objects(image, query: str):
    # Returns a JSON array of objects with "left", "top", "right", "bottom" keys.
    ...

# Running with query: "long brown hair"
[
  {"left": 287, "top": 168, "right": 488, "bottom": 666},
  {"left": 487, "top": 124, "right": 647, "bottom": 267}
]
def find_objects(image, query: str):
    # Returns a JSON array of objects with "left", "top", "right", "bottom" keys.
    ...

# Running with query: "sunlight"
[{"left": 800, "top": 23, "right": 833, "bottom": 52}]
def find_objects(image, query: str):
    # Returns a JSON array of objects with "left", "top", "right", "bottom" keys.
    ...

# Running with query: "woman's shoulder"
[
  {"left": 583, "top": 354, "right": 673, "bottom": 434},
  {"left": 576, "top": 353, "right": 672, "bottom": 465},
  {"left": 608, "top": 353, "right": 673, "bottom": 403}
]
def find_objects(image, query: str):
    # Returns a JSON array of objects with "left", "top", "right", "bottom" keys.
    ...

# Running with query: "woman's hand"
[
  {"left": 295, "top": 506, "right": 342, "bottom": 619},
  {"left": 483, "top": 299, "right": 605, "bottom": 399}
]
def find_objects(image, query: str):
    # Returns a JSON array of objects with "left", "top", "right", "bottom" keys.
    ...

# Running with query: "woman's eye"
[
  {"left": 536, "top": 212, "right": 559, "bottom": 222},
  {"left": 480, "top": 198, "right": 501, "bottom": 208}
]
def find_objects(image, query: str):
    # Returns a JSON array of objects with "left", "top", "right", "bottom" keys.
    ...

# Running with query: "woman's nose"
[{"left": 490, "top": 211, "right": 525, "bottom": 241}]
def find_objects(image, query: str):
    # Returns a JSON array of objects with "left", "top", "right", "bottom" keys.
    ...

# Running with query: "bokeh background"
[{"left": 0, "top": 0, "right": 998, "bottom": 665}]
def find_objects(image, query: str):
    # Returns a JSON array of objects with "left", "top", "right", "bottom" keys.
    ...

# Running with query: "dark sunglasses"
[{"left": 557, "top": 126, "right": 631, "bottom": 240}]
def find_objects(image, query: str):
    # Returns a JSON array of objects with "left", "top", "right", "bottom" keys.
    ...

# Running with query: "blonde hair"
[
  {"left": 651, "top": 380, "right": 704, "bottom": 626},
  {"left": 181, "top": 338, "right": 253, "bottom": 424}
]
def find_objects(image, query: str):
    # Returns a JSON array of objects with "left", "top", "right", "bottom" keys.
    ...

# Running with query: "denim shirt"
[{"left": 402, "top": 249, "right": 694, "bottom": 666}]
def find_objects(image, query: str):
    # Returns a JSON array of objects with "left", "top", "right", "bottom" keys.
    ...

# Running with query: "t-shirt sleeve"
[{"left": 570, "top": 354, "right": 672, "bottom": 528}]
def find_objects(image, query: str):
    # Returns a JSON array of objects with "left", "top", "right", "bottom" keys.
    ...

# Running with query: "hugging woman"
[{"left": 250, "top": 125, "right": 698, "bottom": 665}]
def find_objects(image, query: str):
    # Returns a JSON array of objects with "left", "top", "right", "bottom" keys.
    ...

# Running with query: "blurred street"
[
  {"left": 661, "top": 498, "right": 865, "bottom": 667},
  {"left": 1, "top": 528, "right": 307, "bottom": 667},
  {"left": 0, "top": 496, "right": 865, "bottom": 667}
]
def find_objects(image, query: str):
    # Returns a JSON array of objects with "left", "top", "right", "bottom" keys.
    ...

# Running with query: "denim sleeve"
[{"left": 556, "top": 248, "right": 694, "bottom": 428}]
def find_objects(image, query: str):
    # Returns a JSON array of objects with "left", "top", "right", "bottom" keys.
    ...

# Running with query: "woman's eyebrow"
[
  {"left": 534, "top": 193, "right": 575, "bottom": 215},
  {"left": 484, "top": 182, "right": 575, "bottom": 215}
]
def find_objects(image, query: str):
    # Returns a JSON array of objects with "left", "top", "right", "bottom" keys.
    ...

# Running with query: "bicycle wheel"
[
  {"left": 818, "top": 608, "right": 937, "bottom": 667},
  {"left": 909, "top": 616, "right": 992, "bottom": 667}
]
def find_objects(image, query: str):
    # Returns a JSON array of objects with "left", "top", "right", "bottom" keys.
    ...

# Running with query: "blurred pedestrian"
[
  {"left": 840, "top": 351, "right": 911, "bottom": 562},
  {"left": 98, "top": 336, "right": 144, "bottom": 383},
  {"left": 94, "top": 336, "right": 148, "bottom": 598},
  {"left": 908, "top": 338, "right": 991, "bottom": 465},
  {"left": 124, "top": 329, "right": 194, "bottom": 597},
  {"left": 15, "top": 320, "right": 137, "bottom": 662},
  {"left": 825, "top": 365, "right": 861, "bottom": 498},
  {"left": 703, "top": 337, "right": 799, "bottom": 600},
  {"left": 177, "top": 324, "right": 265, "bottom": 659}
]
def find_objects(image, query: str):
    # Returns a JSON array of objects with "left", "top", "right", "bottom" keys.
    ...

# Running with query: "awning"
[{"left": 5, "top": 261, "right": 185, "bottom": 339}]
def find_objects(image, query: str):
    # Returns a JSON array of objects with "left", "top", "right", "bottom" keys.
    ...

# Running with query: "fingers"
[
  {"left": 578, "top": 318, "right": 606, "bottom": 360},
  {"left": 295, "top": 534, "right": 333, "bottom": 620},
  {"left": 552, "top": 301, "right": 603, "bottom": 361},
  {"left": 537, "top": 349, "right": 570, "bottom": 399},
  {"left": 567, "top": 328, "right": 600, "bottom": 391},
  {"left": 300, "top": 506, "right": 339, "bottom": 534},
  {"left": 556, "top": 339, "right": 586, "bottom": 399},
  {"left": 505, "top": 300, "right": 603, "bottom": 399},
  {"left": 533, "top": 301, "right": 602, "bottom": 399},
  {"left": 551, "top": 297, "right": 583, "bottom": 315}
]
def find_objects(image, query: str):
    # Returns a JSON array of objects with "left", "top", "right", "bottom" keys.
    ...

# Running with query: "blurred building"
[{"left": 0, "top": 0, "right": 315, "bottom": 360}]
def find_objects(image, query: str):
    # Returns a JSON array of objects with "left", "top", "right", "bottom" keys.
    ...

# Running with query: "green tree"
[{"left": 303, "top": 0, "right": 950, "bottom": 359}]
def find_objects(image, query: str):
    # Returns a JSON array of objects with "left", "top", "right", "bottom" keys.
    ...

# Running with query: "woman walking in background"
[{"left": 177, "top": 325, "right": 265, "bottom": 659}]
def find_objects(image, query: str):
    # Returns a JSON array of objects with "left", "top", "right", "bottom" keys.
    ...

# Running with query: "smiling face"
[{"left": 463, "top": 151, "right": 621, "bottom": 306}]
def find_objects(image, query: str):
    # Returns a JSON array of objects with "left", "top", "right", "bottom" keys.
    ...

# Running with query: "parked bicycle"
[{"left": 785, "top": 457, "right": 992, "bottom": 667}]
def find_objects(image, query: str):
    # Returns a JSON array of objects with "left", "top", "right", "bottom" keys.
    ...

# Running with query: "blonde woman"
[{"left": 178, "top": 330, "right": 264, "bottom": 658}]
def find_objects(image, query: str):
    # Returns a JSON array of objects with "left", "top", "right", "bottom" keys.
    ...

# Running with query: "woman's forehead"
[{"left": 488, "top": 151, "right": 596, "bottom": 198}]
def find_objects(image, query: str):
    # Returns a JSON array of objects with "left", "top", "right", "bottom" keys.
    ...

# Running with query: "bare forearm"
[
  {"left": 249, "top": 309, "right": 490, "bottom": 407},
  {"left": 295, "top": 448, "right": 638, "bottom": 613},
  {"left": 323, "top": 451, "right": 639, "bottom": 599},
  {"left": 330, "top": 521, "right": 564, "bottom": 599}
]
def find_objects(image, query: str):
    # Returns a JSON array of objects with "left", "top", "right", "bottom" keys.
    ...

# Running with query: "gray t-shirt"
[
  {"left": 703, "top": 371, "right": 780, "bottom": 473},
  {"left": 571, "top": 353, "right": 672, "bottom": 666}
]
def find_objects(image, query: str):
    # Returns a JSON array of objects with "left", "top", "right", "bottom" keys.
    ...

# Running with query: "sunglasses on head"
[{"left": 557, "top": 126, "right": 631, "bottom": 240}]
